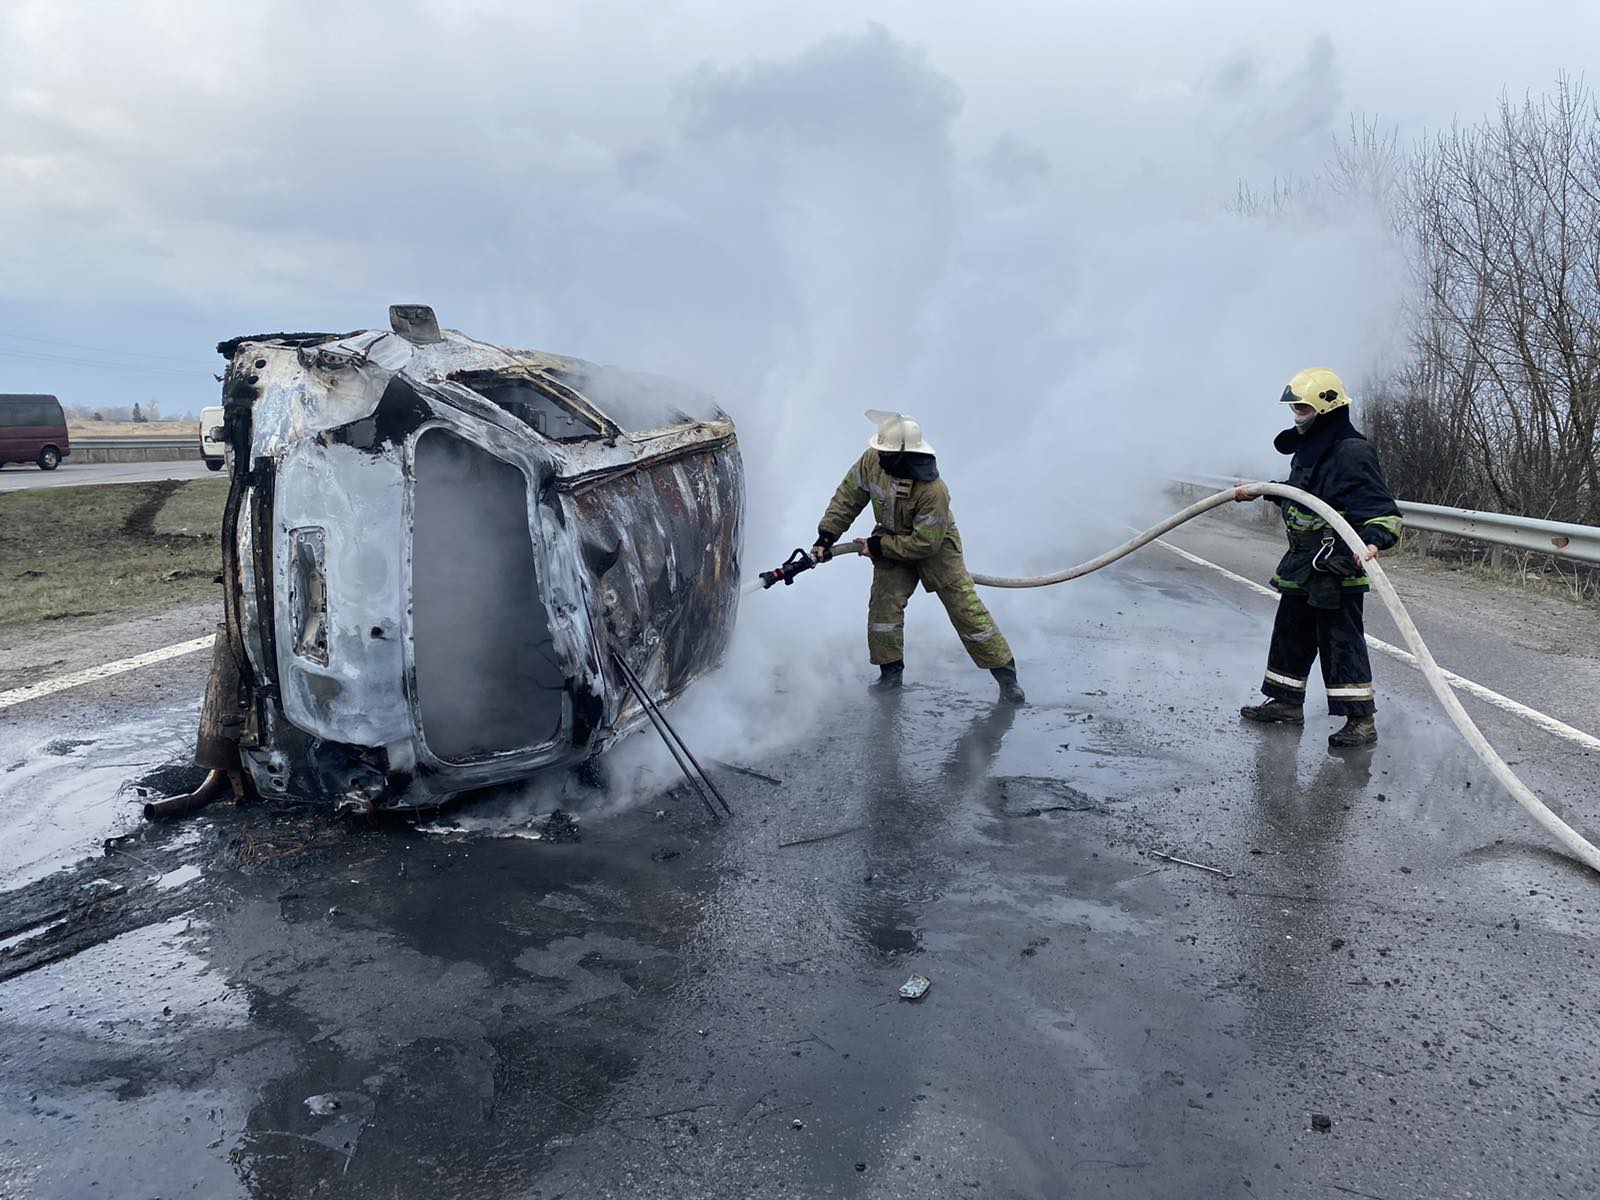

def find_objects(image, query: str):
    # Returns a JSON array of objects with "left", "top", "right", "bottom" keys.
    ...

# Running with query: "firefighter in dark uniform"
[{"left": 1237, "top": 368, "right": 1402, "bottom": 746}]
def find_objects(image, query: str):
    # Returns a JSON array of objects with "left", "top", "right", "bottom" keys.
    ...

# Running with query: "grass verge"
[{"left": 0, "top": 479, "right": 228, "bottom": 631}]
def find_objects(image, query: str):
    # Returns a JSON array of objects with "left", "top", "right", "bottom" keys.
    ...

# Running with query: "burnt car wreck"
[{"left": 175, "top": 305, "right": 743, "bottom": 814}]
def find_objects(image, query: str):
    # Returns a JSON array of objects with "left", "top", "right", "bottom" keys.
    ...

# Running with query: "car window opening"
[
  {"left": 411, "top": 429, "right": 566, "bottom": 759},
  {"left": 450, "top": 371, "right": 603, "bottom": 441}
]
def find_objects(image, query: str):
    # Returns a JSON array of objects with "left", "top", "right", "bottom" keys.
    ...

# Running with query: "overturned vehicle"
[{"left": 178, "top": 306, "right": 743, "bottom": 814}]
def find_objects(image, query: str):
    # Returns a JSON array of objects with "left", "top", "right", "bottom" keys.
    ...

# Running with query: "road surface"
[
  {"left": 0, "top": 458, "right": 216, "bottom": 492},
  {"left": 2, "top": 509, "right": 1598, "bottom": 1199}
]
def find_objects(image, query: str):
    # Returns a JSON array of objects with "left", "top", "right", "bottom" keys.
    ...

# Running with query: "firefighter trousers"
[
  {"left": 1259, "top": 591, "right": 1375, "bottom": 716},
  {"left": 868, "top": 562, "right": 1013, "bottom": 670}
]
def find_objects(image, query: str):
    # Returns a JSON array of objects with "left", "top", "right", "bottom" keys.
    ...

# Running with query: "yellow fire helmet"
[{"left": 1280, "top": 367, "right": 1351, "bottom": 414}]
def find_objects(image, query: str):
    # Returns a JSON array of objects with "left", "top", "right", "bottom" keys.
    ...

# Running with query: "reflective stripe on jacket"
[
  {"left": 818, "top": 450, "right": 969, "bottom": 592},
  {"left": 1269, "top": 408, "right": 1402, "bottom": 605}
]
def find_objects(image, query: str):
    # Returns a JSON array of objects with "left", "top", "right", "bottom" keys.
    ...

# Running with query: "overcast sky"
[{"left": 1, "top": 0, "right": 1595, "bottom": 514}]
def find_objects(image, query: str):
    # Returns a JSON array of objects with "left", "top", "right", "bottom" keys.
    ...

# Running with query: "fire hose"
[{"left": 758, "top": 482, "right": 1600, "bottom": 874}]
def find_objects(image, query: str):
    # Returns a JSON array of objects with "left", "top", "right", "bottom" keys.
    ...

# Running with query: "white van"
[{"left": 199, "top": 405, "right": 226, "bottom": 470}]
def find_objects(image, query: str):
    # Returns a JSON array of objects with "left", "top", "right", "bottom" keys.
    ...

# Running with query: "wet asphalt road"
[
  {"left": 0, "top": 458, "right": 215, "bottom": 493},
  {"left": 3, "top": 540, "right": 1600, "bottom": 1199}
]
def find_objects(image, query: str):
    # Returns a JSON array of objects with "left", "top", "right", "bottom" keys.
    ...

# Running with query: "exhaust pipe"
[{"left": 144, "top": 769, "right": 230, "bottom": 820}]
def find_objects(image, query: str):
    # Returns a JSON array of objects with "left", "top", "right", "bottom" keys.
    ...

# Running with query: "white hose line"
[
  {"left": 841, "top": 483, "right": 1600, "bottom": 873},
  {"left": 967, "top": 488, "right": 1256, "bottom": 589}
]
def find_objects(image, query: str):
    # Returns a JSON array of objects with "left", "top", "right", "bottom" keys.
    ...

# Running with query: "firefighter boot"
[
  {"left": 1328, "top": 715, "right": 1378, "bottom": 747},
  {"left": 872, "top": 661, "right": 905, "bottom": 691},
  {"left": 1240, "top": 699, "right": 1305, "bottom": 725},
  {"left": 992, "top": 662, "right": 1026, "bottom": 706}
]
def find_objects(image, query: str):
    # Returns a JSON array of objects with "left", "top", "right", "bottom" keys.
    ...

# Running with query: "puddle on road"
[
  {"left": 0, "top": 914, "right": 246, "bottom": 1044},
  {"left": 155, "top": 863, "right": 204, "bottom": 892},
  {"left": 0, "top": 703, "right": 201, "bottom": 892},
  {"left": 937, "top": 879, "right": 1155, "bottom": 938}
]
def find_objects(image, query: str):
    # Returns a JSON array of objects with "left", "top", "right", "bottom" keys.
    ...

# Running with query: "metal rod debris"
[
  {"left": 777, "top": 825, "right": 866, "bottom": 849},
  {"left": 1149, "top": 850, "right": 1235, "bottom": 878},
  {"left": 709, "top": 758, "right": 783, "bottom": 787},
  {"left": 611, "top": 652, "right": 733, "bottom": 819}
]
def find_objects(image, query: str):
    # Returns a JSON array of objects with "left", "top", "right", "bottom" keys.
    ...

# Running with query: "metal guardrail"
[
  {"left": 71, "top": 436, "right": 194, "bottom": 450},
  {"left": 1174, "top": 473, "right": 1600, "bottom": 566}
]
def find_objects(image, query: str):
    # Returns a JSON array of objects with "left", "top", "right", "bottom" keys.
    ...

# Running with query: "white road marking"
[
  {"left": 0, "top": 635, "right": 214, "bottom": 711},
  {"left": 1155, "top": 537, "right": 1600, "bottom": 754}
]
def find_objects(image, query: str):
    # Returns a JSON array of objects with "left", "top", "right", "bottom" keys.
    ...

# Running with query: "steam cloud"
[{"left": 4, "top": 2, "right": 1592, "bottom": 806}]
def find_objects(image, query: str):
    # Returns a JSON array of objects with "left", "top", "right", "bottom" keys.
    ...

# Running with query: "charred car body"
[{"left": 200, "top": 306, "right": 743, "bottom": 812}]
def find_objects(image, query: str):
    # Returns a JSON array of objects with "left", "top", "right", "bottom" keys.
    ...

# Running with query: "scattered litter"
[
  {"left": 1021, "top": 937, "right": 1050, "bottom": 958},
  {"left": 1149, "top": 850, "right": 1234, "bottom": 879},
  {"left": 43, "top": 738, "right": 94, "bottom": 757},
  {"left": 1311, "top": 1113, "right": 1332, "bottom": 1132},
  {"left": 305, "top": 1094, "right": 340, "bottom": 1117},
  {"left": 778, "top": 825, "right": 865, "bottom": 850},
  {"left": 654, "top": 810, "right": 670, "bottom": 822},
  {"left": 855, "top": 1162, "right": 867, "bottom": 1172},
  {"left": 542, "top": 810, "right": 582, "bottom": 843},
  {"left": 898, "top": 975, "right": 931, "bottom": 1001},
  {"left": 790, "top": 1119, "right": 804, "bottom": 1129}
]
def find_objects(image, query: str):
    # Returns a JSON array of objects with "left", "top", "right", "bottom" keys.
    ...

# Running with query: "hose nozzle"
[{"left": 758, "top": 547, "right": 817, "bottom": 590}]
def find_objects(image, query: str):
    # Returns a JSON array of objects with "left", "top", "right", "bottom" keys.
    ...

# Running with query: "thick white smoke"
[
  {"left": 536, "top": 25, "right": 1408, "bottom": 782},
  {"left": 8, "top": 1, "right": 1587, "bottom": 802}
]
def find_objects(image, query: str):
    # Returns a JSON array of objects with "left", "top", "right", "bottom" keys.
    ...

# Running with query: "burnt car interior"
[
  {"left": 411, "top": 429, "right": 565, "bottom": 760},
  {"left": 451, "top": 369, "right": 609, "bottom": 441}
]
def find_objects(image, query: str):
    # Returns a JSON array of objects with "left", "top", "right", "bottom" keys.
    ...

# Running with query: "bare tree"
[
  {"left": 1396, "top": 78, "right": 1600, "bottom": 524},
  {"left": 1230, "top": 118, "right": 1404, "bottom": 226},
  {"left": 1237, "top": 84, "right": 1600, "bottom": 526}
]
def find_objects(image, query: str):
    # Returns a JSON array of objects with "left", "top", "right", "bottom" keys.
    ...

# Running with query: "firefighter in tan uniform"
[{"left": 812, "top": 411, "right": 1025, "bottom": 705}]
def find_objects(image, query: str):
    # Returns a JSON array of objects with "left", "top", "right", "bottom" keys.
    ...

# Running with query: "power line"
[
  {"left": 0, "top": 331, "right": 209, "bottom": 365},
  {"left": 0, "top": 346, "right": 215, "bottom": 379}
]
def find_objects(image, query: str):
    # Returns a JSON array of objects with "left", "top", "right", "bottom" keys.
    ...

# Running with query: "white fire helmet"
[{"left": 865, "top": 410, "right": 936, "bottom": 456}]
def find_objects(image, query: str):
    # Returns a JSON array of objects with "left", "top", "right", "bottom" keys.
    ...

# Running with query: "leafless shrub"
[{"left": 1373, "top": 78, "right": 1600, "bottom": 527}]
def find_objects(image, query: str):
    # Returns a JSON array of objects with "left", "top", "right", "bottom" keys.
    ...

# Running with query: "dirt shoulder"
[{"left": 0, "top": 479, "right": 228, "bottom": 689}]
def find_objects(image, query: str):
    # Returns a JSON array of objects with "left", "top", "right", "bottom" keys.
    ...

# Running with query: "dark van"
[{"left": 0, "top": 394, "right": 71, "bottom": 470}]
